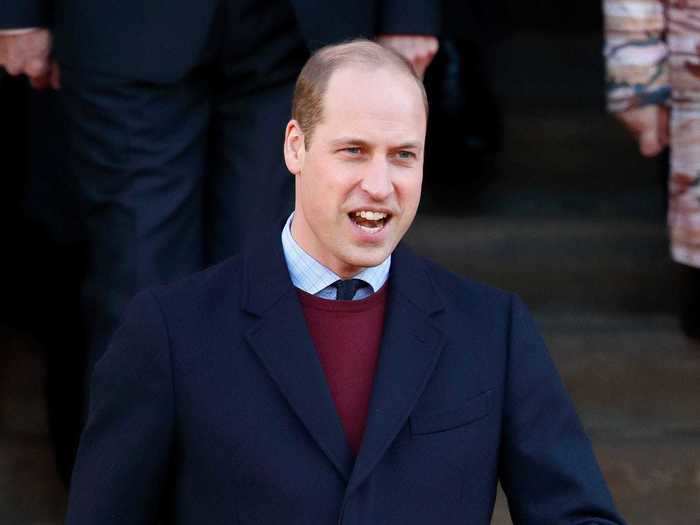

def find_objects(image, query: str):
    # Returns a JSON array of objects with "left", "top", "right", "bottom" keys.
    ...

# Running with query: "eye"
[
  {"left": 343, "top": 147, "right": 362, "bottom": 155},
  {"left": 396, "top": 150, "right": 416, "bottom": 160}
]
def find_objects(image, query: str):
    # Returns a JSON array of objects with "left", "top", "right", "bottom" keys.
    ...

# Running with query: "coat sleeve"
[
  {"left": 65, "top": 290, "right": 175, "bottom": 525},
  {"left": 498, "top": 295, "right": 626, "bottom": 525},
  {"left": 378, "top": 0, "right": 440, "bottom": 36},
  {"left": 0, "top": 0, "right": 51, "bottom": 29},
  {"left": 603, "top": 0, "right": 670, "bottom": 112}
]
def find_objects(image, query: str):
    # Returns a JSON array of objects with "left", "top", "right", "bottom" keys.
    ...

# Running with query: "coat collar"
[{"left": 242, "top": 234, "right": 446, "bottom": 488}]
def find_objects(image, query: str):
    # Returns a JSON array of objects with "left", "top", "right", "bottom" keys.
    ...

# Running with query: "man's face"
[{"left": 284, "top": 65, "right": 426, "bottom": 278}]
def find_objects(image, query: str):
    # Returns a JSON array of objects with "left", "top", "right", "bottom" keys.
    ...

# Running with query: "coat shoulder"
[{"left": 147, "top": 254, "right": 247, "bottom": 318}]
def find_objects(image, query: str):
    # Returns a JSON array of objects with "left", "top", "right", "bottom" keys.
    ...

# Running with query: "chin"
[{"left": 343, "top": 245, "right": 392, "bottom": 270}]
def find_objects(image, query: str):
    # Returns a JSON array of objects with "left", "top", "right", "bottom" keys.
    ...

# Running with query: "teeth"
[{"left": 354, "top": 210, "right": 387, "bottom": 220}]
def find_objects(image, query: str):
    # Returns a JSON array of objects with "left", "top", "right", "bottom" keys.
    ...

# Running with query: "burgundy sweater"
[{"left": 297, "top": 285, "right": 388, "bottom": 455}]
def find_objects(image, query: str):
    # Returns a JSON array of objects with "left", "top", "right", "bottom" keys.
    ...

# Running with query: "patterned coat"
[{"left": 605, "top": 0, "right": 700, "bottom": 267}]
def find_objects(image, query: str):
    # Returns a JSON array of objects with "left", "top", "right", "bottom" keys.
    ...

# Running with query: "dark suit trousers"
[{"left": 59, "top": 65, "right": 297, "bottom": 373}]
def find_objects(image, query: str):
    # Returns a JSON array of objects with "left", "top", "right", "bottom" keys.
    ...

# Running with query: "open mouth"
[{"left": 349, "top": 210, "right": 392, "bottom": 232}]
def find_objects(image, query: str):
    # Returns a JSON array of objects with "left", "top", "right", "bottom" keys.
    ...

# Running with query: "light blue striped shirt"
[{"left": 281, "top": 213, "right": 391, "bottom": 300}]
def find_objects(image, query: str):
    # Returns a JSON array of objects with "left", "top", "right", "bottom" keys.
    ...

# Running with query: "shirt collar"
[{"left": 281, "top": 213, "right": 391, "bottom": 296}]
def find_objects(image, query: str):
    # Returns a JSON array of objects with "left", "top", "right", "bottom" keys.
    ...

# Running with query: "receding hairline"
[
  {"left": 328, "top": 60, "right": 427, "bottom": 109},
  {"left": 291, "top": 39, "right": 429, "bottom": 145}
]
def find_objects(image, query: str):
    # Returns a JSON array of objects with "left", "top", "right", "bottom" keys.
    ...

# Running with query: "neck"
[{"left": 290, "top": 212, "right": 362, "bottom": 278}]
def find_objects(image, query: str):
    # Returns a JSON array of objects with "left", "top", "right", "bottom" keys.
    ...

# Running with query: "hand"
[
  {"left": 376, "top": 35, "right": 439, "bottom": 79},
  {"left": 614, "top": 105, "right": 670, "bottom": 157},
  {"left": 0, "top": 29, "right": 60, "bottom": 89}
]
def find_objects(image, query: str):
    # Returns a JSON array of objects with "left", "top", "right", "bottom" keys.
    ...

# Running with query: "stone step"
[
  {"left": 406, "top": 216, "right": 676, "bottom": 313},
  {"left": 596, "top": 439, "right": 700, "bottom": 525},
  {"left": 491, "top": 438, "right": 700, "bottom": 525},
  {"left": 539, "top": 315, "right": 700, "bottom": 440},
  {"left": 0, "top": 331, "right": 49, "bottom": 437},
  {"left": 443, "top": 33, "right": 666, "bottom": 222},
  {"left": 0, "top": 436, "right": 66, "bottom": 524},
  {"left": 422, "top": 105, "right": 666, "bottom": 220},
  {"left": 479, "top": 110, "right": 665, "bottom": 218}
]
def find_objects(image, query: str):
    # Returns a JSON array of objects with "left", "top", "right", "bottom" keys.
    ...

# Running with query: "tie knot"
[{"left": 333, "top": 279, "right": 367, "bottom": 301}]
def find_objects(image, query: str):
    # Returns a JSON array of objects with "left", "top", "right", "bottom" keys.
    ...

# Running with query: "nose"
[{"left": 360, "top": 159, "right": 394, "bottom": 201}]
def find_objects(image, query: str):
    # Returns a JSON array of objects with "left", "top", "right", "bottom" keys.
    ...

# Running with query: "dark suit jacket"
[
  {"left": 0, "top": 0, "right": 439, "bottom": 82},
  {"left": 66, "top": 235, "right": 625, "bottom": 524}
]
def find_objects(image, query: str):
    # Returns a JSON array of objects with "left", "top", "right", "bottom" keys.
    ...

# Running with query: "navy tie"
[{"left": 333, "top": 279, "right": 366, "bottom": 301}]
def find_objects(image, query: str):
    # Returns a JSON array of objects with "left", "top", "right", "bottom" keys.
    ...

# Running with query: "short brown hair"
[{"left": 291, "top": 39, "right": 429, "bottom": 148}]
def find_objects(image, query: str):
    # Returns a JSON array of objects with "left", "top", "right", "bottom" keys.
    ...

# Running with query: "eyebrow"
[
  {"left": 330, "top": 137, "right": 371, "bottom": 148},
  {"left": 392, "top": 142, "right": 422, "bottom": 151},
  {"left": 330, "top": 137, "right": 422, "bottom": 150}
]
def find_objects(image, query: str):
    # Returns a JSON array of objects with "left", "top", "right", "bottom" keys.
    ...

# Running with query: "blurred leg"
[
  {"left": 204, "top": 0, "right": 307, "bottom": 261},
  {"left": 206, "top": 80, "right": 296, "bottom": 262},
  {"left": 59, "top": 67, "right": 210, "bottom": 373}
]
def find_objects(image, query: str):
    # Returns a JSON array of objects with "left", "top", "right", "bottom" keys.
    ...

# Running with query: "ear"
[{"left": 284, "top": 119, "right": 306, "bottom": 176}]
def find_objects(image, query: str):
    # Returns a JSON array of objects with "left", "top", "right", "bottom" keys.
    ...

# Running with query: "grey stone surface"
[
  {"left": 545, "top": 317, "right": 700, "bottom": 440},
  {"left": 479, "top": 110, "right": 665, "bottom": 220},
  {"left": 0, "top": 333, "right": 50, "bottom": 437},
  {"left": 406, "top": 216, "right": 676, "bottom": 313},
  {"left": 0, "top": 334, "right": 66, "bottom": 525},
  {"left": 0, "top": 331, "right": 66, "bottom": 525},
  {"left": 0, "top": 436, "right": 66, "bottom": 525},
  {"left": 596, "top": 441, "right": 700, "bottom": 525}
]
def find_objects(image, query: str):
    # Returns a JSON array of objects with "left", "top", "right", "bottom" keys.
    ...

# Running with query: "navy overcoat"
[{"left": 66, "top": 236, "right": 625, "bottom": 524}]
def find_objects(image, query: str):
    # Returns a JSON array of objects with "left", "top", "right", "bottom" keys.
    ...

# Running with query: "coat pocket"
[{"left": 410, "top": 390, "right": 492, "bottom": 435}]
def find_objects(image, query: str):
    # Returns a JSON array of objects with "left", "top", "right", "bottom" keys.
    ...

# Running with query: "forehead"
[{"left": 318, "top": 65, "right": 426, "bottom": 142}]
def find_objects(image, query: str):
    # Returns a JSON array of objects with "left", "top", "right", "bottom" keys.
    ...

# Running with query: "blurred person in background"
[
  {"left": 604, "top": 0, "right": 700, "bottom": 337},
  {"left": 0, "top": 0, "right": 439, "bottom": 483},
  {"left": 422, "top": 0, "right": 509, "bottom": 213}
]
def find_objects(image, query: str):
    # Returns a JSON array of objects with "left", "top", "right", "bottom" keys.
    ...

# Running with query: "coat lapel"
[
  {"left": 242, "top": 236, "right": 354, "bottom": 482},
  {"left": 348, "top": 243, "right": 446, "bottom": 493},
  {"left": 241, "top": 236, "right": 446, "bottom": 489}
]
